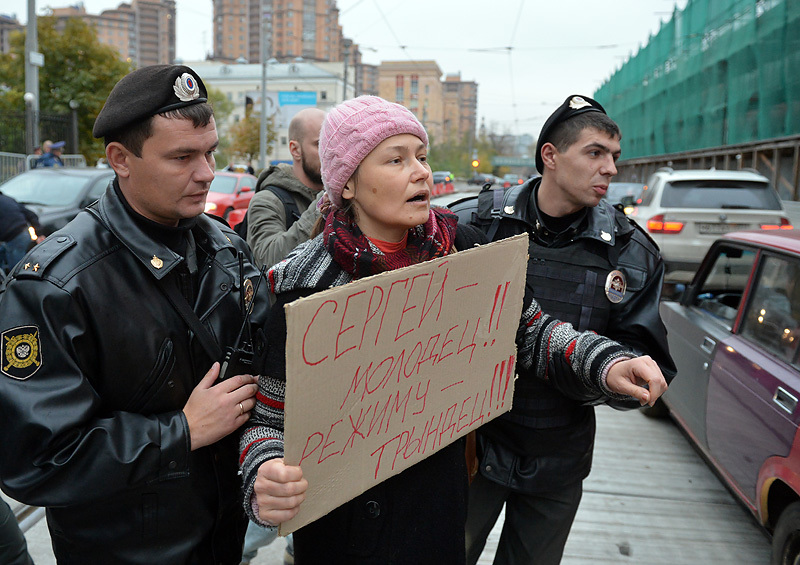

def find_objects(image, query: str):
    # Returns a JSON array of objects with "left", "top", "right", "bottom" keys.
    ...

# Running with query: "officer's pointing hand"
[
  {"left": 604, "top": 355, "right": 667, "bottom": 406},
  {"left": 183, "top": 362, "right": 258, "bottom": 450}
]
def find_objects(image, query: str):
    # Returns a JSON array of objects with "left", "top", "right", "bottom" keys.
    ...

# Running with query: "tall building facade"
[
  {"left": 378, "top": 61, "right": 444, "bottom": 142},
  {"left": 442, "top": 73, "right": 477, "bottom": 143},
  {"left": 212, "top": 0, "right": 345, "bottom": 64},
  {"left": 51, "top": 1, "right": 175, "bottom": 66}
]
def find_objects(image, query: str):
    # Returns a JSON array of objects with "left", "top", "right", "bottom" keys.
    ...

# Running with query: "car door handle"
[
  {"left": 701, "top": 336, "right": 716, "bottom": 354},
  {"left": 774, "top": 387, "right": 798, "bottom": 415}
]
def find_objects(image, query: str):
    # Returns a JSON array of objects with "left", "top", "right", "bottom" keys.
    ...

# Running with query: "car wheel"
[
  {"left": 772, "top": 501, "right": 800, "bottom": 565},
  {"left": 640, "top": 398, "right": 669, "bottom": 418}
]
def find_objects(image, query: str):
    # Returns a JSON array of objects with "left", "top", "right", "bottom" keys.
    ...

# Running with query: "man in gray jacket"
[{"left": 246, "top": 107, "right": 325, "bottom": 268}]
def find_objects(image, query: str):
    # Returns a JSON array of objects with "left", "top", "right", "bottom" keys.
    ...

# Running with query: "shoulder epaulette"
[{"left": 13, "top": 234, "right": 77, "bottom": 280}]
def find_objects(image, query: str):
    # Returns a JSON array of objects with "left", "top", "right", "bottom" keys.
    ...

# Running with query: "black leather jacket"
[
  {"left": 0, "top": 183, "right": 266, "bottom": 564},
  {"left": 455, "top": 178, "right": 676, "bottom": 492}
]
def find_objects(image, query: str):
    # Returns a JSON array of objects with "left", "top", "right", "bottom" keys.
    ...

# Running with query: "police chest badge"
[
  {"left": 605, "top": 270, "right": 626, "bottom": 304},
  {"left": 2, "top": 326, "right": 43, "bottom": 380}
]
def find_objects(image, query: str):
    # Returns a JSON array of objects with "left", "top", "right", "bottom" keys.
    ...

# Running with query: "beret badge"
[
  {"left": 173, "top": 73, "right": 200, "bottom": 102},
  {"left": 568, "top": 96, "right": 592, "bottom": 110}
]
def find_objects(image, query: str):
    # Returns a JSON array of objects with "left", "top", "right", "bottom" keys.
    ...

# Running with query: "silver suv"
[{"left": 627, "top": 167, "right": 791, "bottom": 282}]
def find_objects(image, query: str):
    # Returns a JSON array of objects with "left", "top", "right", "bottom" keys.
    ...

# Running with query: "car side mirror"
[
  {"left": 240, "top": 185, "right": 253, "bottom": 193},
  {"left": 620, "top": 195, "right": 635, "bottom": 207}
]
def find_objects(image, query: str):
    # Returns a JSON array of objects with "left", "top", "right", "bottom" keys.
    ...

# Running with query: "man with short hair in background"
[{"left": 245, "top": 107, "right": 326, "bottom": 269}]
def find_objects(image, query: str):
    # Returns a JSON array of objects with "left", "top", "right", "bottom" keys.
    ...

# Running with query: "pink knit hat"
[{"left": 319, "top": 95, "right": 429, "bottom": 209}]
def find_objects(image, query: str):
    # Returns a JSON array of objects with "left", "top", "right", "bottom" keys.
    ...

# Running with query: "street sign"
[
  {"left": 492, "top": 156, "right": 535, "bottom": 167},
  {"left": 29, "top": 51, "right": 44, "bottom": 67}
]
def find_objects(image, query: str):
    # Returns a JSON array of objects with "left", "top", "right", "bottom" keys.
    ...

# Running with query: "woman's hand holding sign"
[{"left": 254, "top": 458, "right": 308, "bottom": 526}]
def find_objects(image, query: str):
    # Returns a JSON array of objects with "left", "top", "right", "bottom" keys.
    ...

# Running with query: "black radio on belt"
[{"left": 219, "top": 254, "right": 267, "bottom": 381}]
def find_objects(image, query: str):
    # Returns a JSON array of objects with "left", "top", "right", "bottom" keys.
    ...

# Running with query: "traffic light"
[{"left": 471, "top": 159, "right": 480, "bottom": 168}]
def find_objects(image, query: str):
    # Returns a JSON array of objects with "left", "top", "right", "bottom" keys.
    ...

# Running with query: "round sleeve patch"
[{"left": 2, "top": 326, "right": 43, "bottom": 380}]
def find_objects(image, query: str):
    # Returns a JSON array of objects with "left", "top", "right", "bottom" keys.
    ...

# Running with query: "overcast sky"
[{"left": 6, "top": 0, "right": 689, "bottom": 137}]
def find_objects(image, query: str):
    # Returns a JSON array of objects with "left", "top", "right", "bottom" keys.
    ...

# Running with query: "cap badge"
[
  {"left": 151, "top": 255, "right": 164, "bottom": 269},
  {"left": 173, "top": 73, "right": 200, "bottom": 102},
  {"left": 2, "top": 326, "right": 42, "bottom": 380},
  {"left": 569, "top": 96, "right": 592, "bottom": 110},
  {"left": 605, "top": 270, "right": 626, "bottom": 303}
]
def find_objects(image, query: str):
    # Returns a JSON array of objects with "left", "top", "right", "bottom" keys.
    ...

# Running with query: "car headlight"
[{"left": 204, "top": 202, "right": 217, "bottom": 213}]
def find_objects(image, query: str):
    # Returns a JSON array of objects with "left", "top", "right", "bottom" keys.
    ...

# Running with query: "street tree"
[
  {"left": 227, "top": 113, "right": 276, "bottom": 171},
  {"left": 0, "top": 15, "right": 131, "bottom": 161}
]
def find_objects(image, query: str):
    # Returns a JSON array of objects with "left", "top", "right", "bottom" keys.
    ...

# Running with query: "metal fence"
[
  {"left": 0, "top": 112, "right": 73, "bottom": 155},
  {"left": 0, "top": 151, "right": 88, "bottom": 185}
]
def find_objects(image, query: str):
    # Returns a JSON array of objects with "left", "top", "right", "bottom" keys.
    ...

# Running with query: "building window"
[
  {"left": 281, "top": 136, "right": 288, "bottom": 145},
  {"left": 410, "top": 75, "right": 418, "bottom": 98},
  {"left": 320, "top": 90, "right": 327, "bottom": 100},
  {"left": 395, "top": 75, "right": 404, "bottom": 103}
]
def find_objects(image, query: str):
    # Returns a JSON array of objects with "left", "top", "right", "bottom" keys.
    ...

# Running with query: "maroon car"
[{"left": 659, "top": 229, "right": 800, "bottom": 563}]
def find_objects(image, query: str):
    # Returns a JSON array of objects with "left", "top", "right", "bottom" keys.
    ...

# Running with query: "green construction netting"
[{"left": 594, "top": 0, "right": 800, "bottom": 159}]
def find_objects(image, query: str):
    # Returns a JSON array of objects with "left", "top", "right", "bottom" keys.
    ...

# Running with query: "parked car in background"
[
  {"left": 657, "top": 229, "right": 800, "bottom": 563},
  {"left": 627, "top": 168, "right": 791, "bottom": 282},
  {"left": 502, "top": 174, "right": 524, "bottom": 188},
  {"left": 0, "top": 168, "right": 115, "bottom": 237},
  {"left": 467, "top": 172, "right": 500, "bottom": 186},
  {"left": 604, "top": 181, "right": 643, "bottom": 208},
  {"left": 205, "top": 171, "right": 257, "bottom": 223},
  {"left": 432, "top": 170, "right": 455, "bottom": 196}
]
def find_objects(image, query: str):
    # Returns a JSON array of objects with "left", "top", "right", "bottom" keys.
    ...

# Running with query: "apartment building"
[
  {"left": 50, "top": 1, "right": 175, "bottom": 66},
  {"left": 212, "top": 0, "right": 343, "bottom": 64},
  {"left": 378, "top": 61, "right": 445, "bottom": 142}
]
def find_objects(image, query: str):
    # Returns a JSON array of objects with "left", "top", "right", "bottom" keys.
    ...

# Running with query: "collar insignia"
[
  {"left": 600, "top": 230, "right": 612, "bottom": 241},
  {"left": 173, "top": 73, "right": 200, "bottom": 102},
  {"left": 605, "top": 270, "right": 626, "bottom": 303},
  {"left": 504, "top": 205, "right": 515, "bottom": 215},
  {"left": 569, "top": 96, "right": 592, "bottom": 110},
  {"left": 151, "top": 255, "right": 164, "bottom": 269}
]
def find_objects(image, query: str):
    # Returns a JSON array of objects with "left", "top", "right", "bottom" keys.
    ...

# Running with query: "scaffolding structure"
[{"left": 595, "top": 0, "right": 800, "bottom": 160}]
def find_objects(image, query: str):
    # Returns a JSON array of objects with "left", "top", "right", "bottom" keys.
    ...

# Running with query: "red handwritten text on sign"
[{"left": 282, "top": 234, "right": 527, "bottom": 534}]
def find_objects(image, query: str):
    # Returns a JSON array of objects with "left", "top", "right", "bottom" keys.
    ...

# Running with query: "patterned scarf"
[{"left": 323, "top": 207, "right": 458, "bottom": 279}]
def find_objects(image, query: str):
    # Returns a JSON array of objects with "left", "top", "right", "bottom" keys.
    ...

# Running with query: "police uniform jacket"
[
  {"left": 0, "top": 181, "right": 264, "bottom": 564},
  {"left": 464, "top": 178, "right": 676, "bottom": 492}
]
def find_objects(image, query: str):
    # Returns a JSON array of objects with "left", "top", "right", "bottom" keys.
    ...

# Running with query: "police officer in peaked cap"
[
  {"left": 460, "top": 95, "right": 677, "bottom": 565},
  {"left": 0, "top": 64, "right": 266, "bottom": 564}
]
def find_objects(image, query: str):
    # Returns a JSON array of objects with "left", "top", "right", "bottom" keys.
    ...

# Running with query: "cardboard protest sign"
[{"left": 281, "top": 233, "right": 527, "bottom": 534}]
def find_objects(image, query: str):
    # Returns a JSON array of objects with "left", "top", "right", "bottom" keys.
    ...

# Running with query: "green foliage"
[
  {"left": 207, "top": 86, "right": 233, "bottom": 125},
  {"left": 0, "top": 16, "right": 131, "bottom": 161},
  {"left": 429, "top": 132, "right": 498, "bottom": 177},
  {"left": 227, "top": 114, "right": 276, "bottom": 167}
]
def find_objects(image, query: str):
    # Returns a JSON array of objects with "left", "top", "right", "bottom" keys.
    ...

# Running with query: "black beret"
[
  {"left": 535, "top": 95, "right": 606, "bottom": 174},
  {"left": 93, "top": 64, "right": 208, "bottom": 138}
]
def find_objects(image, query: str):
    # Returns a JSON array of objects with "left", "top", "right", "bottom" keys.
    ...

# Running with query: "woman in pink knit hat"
[{"left": 238, "top": 96, "right": 666, "bottom": 563}]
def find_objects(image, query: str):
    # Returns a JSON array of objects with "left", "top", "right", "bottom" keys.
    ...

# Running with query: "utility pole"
[
  {"left": 259, "top": 0, "right": 272, "bottom": 171},
  {"left": 24, "top": 0, "right": 42, "bottom": 154}
]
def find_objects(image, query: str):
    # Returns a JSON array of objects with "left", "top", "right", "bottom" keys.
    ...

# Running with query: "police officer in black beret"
[
  {"left": 460, "top": 96, "right": 676, "bottom": 564},
  {"left": 0, "top": 65, "right": 264, "bottom": 564}
]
